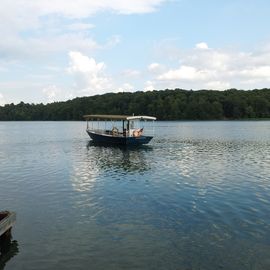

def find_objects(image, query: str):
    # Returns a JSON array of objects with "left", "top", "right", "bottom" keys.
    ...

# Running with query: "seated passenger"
[
  {"left": 133, "top": 128, "right": 143, "bottom": 137},
  {"left": 112, "top": 127, "right": 118, "bottom": 135}
]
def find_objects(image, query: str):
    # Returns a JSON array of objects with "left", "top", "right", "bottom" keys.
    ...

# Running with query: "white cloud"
[
  {"left": 117, "top": 83, "right": 134, "bottom": 92},
  {"left": 240, "top": 66, "right": 270, "bottom": 79},
  {"left": 0, "top": 33, "right": 99, "bottom": 60},
  {"left": 121, "top": 69, "right": 141, "bottom": 78},
  {"left": 0, "top": 0, "right": 167, "bottom": 31},
  {"left": 148, "top": 63, "right": 164, "bottom": 73},
  {"left": 0, "top": 93, "right": 6, "bottom": 106},
  {"left": 205, "top": 81, "right": 230, "bottom": 90},
  {"left": 0, "top": 0, "right": 167, "bottom": 58},
  {"left": 0, "top": 0, "right": 170, "bottom": 104},
  {"left": 22, "top": 0, "right": 167, "bottom": 18},
  {"left": 149, "top": 42, "right": 270, "bottom": 90},
  {"left": 68, "top": 51, "right": 105, "bottom": 74},
  {"left": 0, "top": 0, "right": 152, "bottom": 62},
  {"left": 42, "top": 84, "right": 75, "bottom": 103},
  {"left": 0, "top": 80, "right": 44, "bottom": 90},
  {"left": 65, "top": 93, "right": 75, "bottom": 100},
  {"left": 195, "top": 42, "right": 209, "bottom": 50},
  {"left": 67, "top": 52, "right": 146, "bottom": 96},
  {"left": 44, "top": 66, "right": 62, "bottom": 72},
  {"left": 158, "top": 65, "right": 212, "bottom": 81},
  {"left": 0, "top": 67, "right": 8, "bottom": 72},
  {"left": 144, "top": 81, "right": 155, "bottom": 91},
  {"left": 68, "top": 23, "right": 95, "bottom": 31},
  {"left": 67, "top": 51, "right": 112, "bottom": 95},
  {"left": 103, "top": 35, "right": 121, "bottom": 48},
  {"left": 43, "top": 85, "right": 61, "bottom": 103},
  {"left": 184, "top": 50, "right": 230, "bottom": 71}
]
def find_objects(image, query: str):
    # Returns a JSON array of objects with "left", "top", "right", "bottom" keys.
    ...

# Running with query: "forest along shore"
[{"left": 0, "top": 88, "right": 269, "bottom": 121}]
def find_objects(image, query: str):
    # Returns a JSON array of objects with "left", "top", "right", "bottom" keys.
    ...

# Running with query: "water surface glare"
[{"left": 0, "top": 121, "right": 270, "bottom": 270}]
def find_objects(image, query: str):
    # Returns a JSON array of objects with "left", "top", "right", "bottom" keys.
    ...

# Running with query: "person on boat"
[
  {"left": 112, "top": 127, "right": 118, "bottom": 136},
  {"left": 133, "top": 128, "right": 143, "bottom": 137}
]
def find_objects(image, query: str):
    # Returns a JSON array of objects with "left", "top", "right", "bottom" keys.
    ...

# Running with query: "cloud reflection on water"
[{"left": 70, "top": 142, "right": 153, "bottom": 193}]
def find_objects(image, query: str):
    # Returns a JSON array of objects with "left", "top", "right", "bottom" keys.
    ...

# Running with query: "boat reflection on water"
[
  {"left": 71, "top": 141, "right": 153, "bottom": 192},
  {"left": 0, "top": 232, "right": 19, "bottom": 270},
  {"left": 87, "top": 141, "right": 153, "bottom": 174}
]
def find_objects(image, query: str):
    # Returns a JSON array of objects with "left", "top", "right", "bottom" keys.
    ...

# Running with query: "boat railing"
[
  {"left": 87, "top": 128, "right": 104, "bottom": 134},
  {"left": 88, "top": 128, "right": 126, "bottom": 137},
  {"left": 88, "top": 126, "right": 155, "bottom": 138}
]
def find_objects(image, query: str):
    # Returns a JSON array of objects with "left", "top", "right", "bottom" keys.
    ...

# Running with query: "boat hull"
[{"left": 87, "top": 130, "right": 153, "bottom": 145}]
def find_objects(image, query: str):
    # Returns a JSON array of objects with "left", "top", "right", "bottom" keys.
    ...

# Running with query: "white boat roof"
[
  {"left": 83, "top": 114, "right": 156, "bottom": 121},
  {"left": 126, "top": 115, "right": 156, "bottom": 121}
]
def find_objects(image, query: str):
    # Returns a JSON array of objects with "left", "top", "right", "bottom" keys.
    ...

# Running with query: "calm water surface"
[{"left": 0, "top": 121, "right": 270, "bottom": 270}]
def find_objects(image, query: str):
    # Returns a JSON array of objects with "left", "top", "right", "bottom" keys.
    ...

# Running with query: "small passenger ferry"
[{"left": 83, "top": 114, "right": 156, "bottom": 145}]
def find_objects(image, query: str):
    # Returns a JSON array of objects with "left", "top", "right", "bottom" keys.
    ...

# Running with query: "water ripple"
[{"left": 0, "top": 121, "right": 270, "bottom": 270}]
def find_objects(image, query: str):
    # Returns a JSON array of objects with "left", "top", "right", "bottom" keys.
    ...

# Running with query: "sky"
[{"left": 1, "top": 0, "right": 270, "bottom": 105}]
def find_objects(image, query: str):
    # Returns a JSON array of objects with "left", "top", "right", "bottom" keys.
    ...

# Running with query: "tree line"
[{"left": 0, "top": 88, "right": 270, "bottom": 121}]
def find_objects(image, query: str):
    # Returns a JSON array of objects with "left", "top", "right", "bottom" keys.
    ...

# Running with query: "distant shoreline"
[{"left": 1, "top": 88, "right": 270, "bottom": 121}]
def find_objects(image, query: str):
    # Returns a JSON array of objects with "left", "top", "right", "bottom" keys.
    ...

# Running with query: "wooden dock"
[{"left": 0, "top": 212, "right": 16, "bottom": 238}]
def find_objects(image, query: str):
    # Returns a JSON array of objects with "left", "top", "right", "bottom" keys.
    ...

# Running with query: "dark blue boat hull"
[{"left": 87, "top": 131, "right": 153, "bottom": 145}]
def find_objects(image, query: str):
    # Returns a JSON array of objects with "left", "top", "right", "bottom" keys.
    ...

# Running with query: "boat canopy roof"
[{"left": 83, "top": 114, "right": 156, "bottom": 121}]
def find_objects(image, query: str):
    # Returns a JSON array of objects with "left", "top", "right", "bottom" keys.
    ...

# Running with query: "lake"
[{"left": 0, "top": 121, "right": 270, "bottom": 270}]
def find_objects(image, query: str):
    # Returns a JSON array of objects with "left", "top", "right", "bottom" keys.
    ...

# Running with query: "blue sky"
[{"left": 1, "top": 0, "right": 270, "bottom": 105}]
